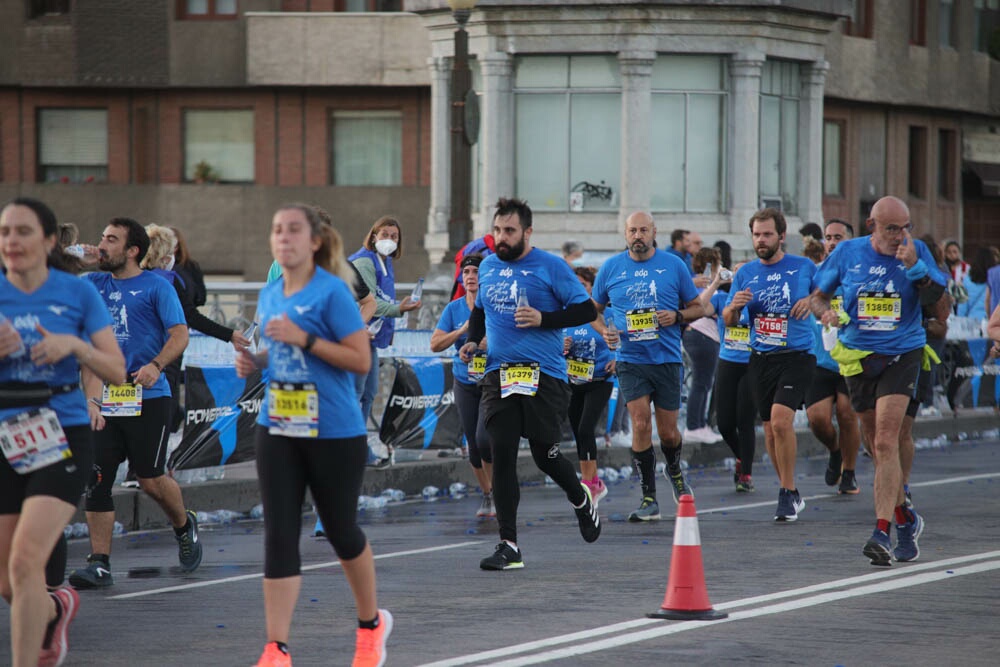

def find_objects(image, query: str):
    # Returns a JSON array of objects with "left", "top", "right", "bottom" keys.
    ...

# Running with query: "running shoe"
[
  {"left": 735, "top": 474, "right": 755, "bottom": 493},
  {"left": 583, "top": 477, "right": 608, "bottom": 507},
  {"left": 774, "top": 488, "right": 804, "bottom": 522},
  {"left": 825, "top": 449, "right": 843, "bottom": 486},
  {"left": 38, "top": 586, "right": 79, "bottom": 667},
  {"left": 314, "top": 516, "right": 325, "bottom": 537},
  {"left": 666, "top": 470, "right": 693, "bottom": 504},
  {"left": 352, "top": 609, "right": 393, "bottom": 667},
  {"left": 893, "top": 510, "right": 924, "bottom": 562},
  {"left": 68, "top": 557, "right": 113, "bottom": 589},
  {"left": 476, "top": 493, "right": 496, "bottom": 518},
  {"left": 574, "top": 483, "right": 601, "bottom": 543},
  {"left": 733, "top": 459, "right": 742, "bottom": 486},
  {"left": 254, "top": 641, "right": 291, "bottom": 667},
  {"left": 838, "top": 469, "right": 860, "bottom": 495},
  {"left": 480, "top": 542, "right": 524, "bottom": 570},
  {"left": 176, "top": 509, "right": 203, "bottom": 573},
  {"left": 903, "top": 484, "right": 914, "bottom": 509},
  {"left": 863, "top": 528, "right": 893, "bottom": 566},
  {"left": 627, "top": 496, "right": 661, "bottom": 522}
]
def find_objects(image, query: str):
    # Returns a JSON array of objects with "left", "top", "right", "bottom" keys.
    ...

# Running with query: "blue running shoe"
[
  {"left": 314, "top": 516, "right": 325, "bottom": 537},
  {"left": 863, "top": 529, "right": 892, "bottom": 566},
  {"left": 893, "top": 511, "right": 924, "bottom": 562},
  {"left": 774, "top": 488, "right": 802, "bottom": 522}
]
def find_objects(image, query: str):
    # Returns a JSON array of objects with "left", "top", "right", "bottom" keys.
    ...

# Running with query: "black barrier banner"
[
  {"left": 379, "top": 357, "right": 463, "bottom": 449},
  {"left": 169, "top": 366, "right": 264, "bottom": 470},
  {"left": 944, "top": 339, "right": 999, "bottom": 410}
]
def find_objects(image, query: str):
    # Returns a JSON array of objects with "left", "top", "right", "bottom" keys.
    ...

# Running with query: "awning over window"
[{"left": 965, "top": 161, "right": 1000, "bottom": 198}]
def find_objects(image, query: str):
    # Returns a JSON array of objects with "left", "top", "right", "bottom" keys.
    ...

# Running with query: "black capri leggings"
[
  {"left": 714, "top": 359, "right": 757, "bottom": 477},
  {"left": 568, "top": 380, "right": 613, "bottom": 462},
  {"left": 255, "top": 427, "right": 368, "bottom": 579},
  {"left": 452, "top": 379, "right": 492, "bottom": 468}
]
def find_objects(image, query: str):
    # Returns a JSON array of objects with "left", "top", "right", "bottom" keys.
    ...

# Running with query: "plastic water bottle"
[
  {"left": 112, "top": 521, "right": 125, "bottom": 536},
  {"left": 421, "top": 485, "right": 440, "bottom": 501},
  {"left": 605, "top": 317, "right": 619, "bottom": 350},
  {"left": 250, "top": 503, "right": 264, "bottom": 519},
  {"left": 71, "top": 522, "right": 89, "bottom": 538},
  {"left": 517, "top": 288, "right": 529, "bottom": 308},
  {"left": 449, "top": 482, "right": 467, "bottom": 498},
  {"left": 619, "top": 465, "right": 632, "bottom": 480},
  {"left": 719, "top": 268, "right": 733, "bottom": 282},
  {"left": 605, "top": 467, "right": 620, "bottom": 482},
  {"left": 654, "top": 461, "right": 666, "bottom": 476},
  {"left": 411, "top": 277, "right": 424, "bottom": 303},
  {"left": 65, "top": 244, "right": 86, "bottom": 258},
  {"left": 596, "top": 467, "right": 608, "bottom": 480},
  {"left": 0, "top": 313, "right": 25, "bottom": 359},
  {"left": 367, "top": 319, "right": 384, "bottom": 335},
  {"left": 381, "top": 489, "right": 406, "bottom": 502},
  {"left": 703, "top": 263, "right": 713, "bottom": 279}
]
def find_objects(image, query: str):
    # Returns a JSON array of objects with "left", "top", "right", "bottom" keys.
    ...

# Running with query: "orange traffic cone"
[{"left": 647, "top": 494, "right": 727, "bottom": 621}]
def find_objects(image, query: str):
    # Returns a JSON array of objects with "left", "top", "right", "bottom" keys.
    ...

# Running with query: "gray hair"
[{"left": 562, "top": 240, "right": 583, "bottom": 257}]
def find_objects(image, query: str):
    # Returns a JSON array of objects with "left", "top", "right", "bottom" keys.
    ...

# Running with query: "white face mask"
[
  {"left": 375, "top": 239, "right": 397, "bottom": 257},
  {"left": 162, "top": 255, "right": 176, "bottom": 271}
]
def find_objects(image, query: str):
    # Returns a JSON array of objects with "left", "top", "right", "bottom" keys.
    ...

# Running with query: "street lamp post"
[{"left": 447, "top": 0, "right": 478, "bottom": 257}]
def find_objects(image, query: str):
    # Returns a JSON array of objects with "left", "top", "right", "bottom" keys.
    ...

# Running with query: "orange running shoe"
[
  {"left": 255, "top": 641, "right": 291, "bottom": 666},
  {"left": 352, "top": 609, "right": 393, "bottom": 667}
]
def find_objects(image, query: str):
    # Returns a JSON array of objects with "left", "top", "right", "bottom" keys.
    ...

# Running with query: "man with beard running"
[
  {"left": 69, "top": 218, "right": 201, "bottom": 588},
  {"left": 723, "top": 209, "right": 817, "bottom": 522},
  {"left": 459, "top": 198, "right": 600, "bottom": 571},
  {"left": 591, "top": 212, "right": 702, "bottom": 522}
]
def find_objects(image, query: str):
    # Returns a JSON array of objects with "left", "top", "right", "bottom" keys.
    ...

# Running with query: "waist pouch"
[{"left": 0, "top": 382, "right": 77, "bottom": 409}]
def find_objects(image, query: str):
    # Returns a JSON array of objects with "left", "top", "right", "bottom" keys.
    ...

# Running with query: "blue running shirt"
[
  {"left": 86, "top": 271, "right": 186, "bottom": 399},
  {"left": 725, "top": 254, "right": 817, "bottom": 353},
  {"left": 256, "top": 268, "right": 366, "bottom": 438},
  {"left": 563, "top": 323, "right": 613, "bottom": 383},
  {"left": 592, "top": 250, "right": 699, "bottom": 364},
  {"left": 713, "top": 290, "right": 750, "bottom": 364},
  {"left": 436, "top": 297, "right": 475, "bottom": 385},
  {"left": 813, "top": 236, "right": 947, "bottom": 355},
  {"left": 475, "top": 248, "right": 590, "bottom": 379},
  {"left": 0, "top": 269, "right": 113, "bottom": 426}
]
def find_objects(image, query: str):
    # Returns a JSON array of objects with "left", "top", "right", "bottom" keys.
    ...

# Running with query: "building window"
[
  {"left": 759, "top": 60, "right": 801, "bottom": 214},
  {"left": 823, "top": 120, "right": 844, "bottom": 197},
  {"left": 910, "top": 0, "right": 927, "bottom": 46},
  {"left": 650, "top": 55, "right": 727, "bottom": 212},
  {"left": 28, "top": 0, "right": 69, "bottom": 18},
  {"left": 974, "top": 0, "right": 1000, "bottom": 54},
  {"left": 177, "top": 0, "right": 238, "bottom": 19},
  {"left": 183, "top": 110, "right": 254, "bottom": 183},
  {"left": 514, "top": 55, "right": 621, "bottom": 212},
  {"left": 908, "top": 126, "right": 928, "bottom": 199},
  {"left": 331, "top": 110, "right": 402, "bottom": 186},
  {"left": 37, "top": 109, "right": 108, "bottom": 184},
  {"left": 938, "top": 128, "right": 957, "bottom": 200},
  {"left": 939, "top": 0, "right": 956, "bottom": 47},
  {"left": 844, "top": 0, "right": 873, "bottom": 38}
]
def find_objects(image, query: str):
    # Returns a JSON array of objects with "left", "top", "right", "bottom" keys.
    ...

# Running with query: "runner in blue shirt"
[
  {"left": 803, "top": 219, "right": 862, "bottom": 497},
  {"left": 811, "top": 196, "right": 948, "bottom": 566},
  {"left": 430, "top": 253, "right": 494, "bottom": 519},
  {"left": 70, "top": 217, "right": 202, "bottom": 591},
  {"left": 459, "top": 198, "right": 600, "bottom": 571},
  {"left": 591, "top": 212, "right": 703, "bottom": 522},
  {"left": 236, "top": 204, "right": 391, "bottom": 667},
  {"left": 0, "top": 197, "right": 125, "bottom": 667},
  {"left": 723, "top": 208, "right": 816, "bottom": 522}
]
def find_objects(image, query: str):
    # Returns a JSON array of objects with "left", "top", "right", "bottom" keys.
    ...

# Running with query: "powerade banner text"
[{"left": 380, "top": 357, "right": 463, "bottom": 450}]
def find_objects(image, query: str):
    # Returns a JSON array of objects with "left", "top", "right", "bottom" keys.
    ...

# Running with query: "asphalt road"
[{"left": 3, "top": 438, "right": 999, "bottom": 666}]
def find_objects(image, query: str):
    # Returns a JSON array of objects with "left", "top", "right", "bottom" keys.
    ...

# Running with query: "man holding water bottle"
[
  {"left": 591, "top": 211, "right": 703, "bottom": 523},
  {"left": 460, "top": 198, "right": 601, "bottom": 571},
  {"left": 811, "top": 196, "right": 948, "bottom": 566}
]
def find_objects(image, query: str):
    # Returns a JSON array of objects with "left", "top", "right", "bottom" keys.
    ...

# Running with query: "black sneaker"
[
  {"left": 863, "top": 528, "right": 892, "bottom": 566},
  {"left": 68, "top": 557, "right": 114, "bottom": 589},
  {"left": 774, "top": 488, "right": 803, "bottom": 522},
  {"left": 825, "top": 449, "right": 843, "bottom": 486},
  {"left": 666, "top": 470, "right": 694, "bottom": 504},
  {"left": 573, "top": 483, "right": 601, "bottom": 543},
  {"left": 479, "top": 542, "right": 524, "bottom": 571},
  {"left": 176, "top": 509, "right": 203, "bottom": 573},
  {"left": 838, "top": 469, "right": 860, "bottom": 495}
]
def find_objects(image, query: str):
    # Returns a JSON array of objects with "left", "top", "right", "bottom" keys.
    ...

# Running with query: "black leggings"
[
  {"left": 452, "top": 379, "right": 492, "bottom": 468},
  {"left": 255, "top": 427, "right": 368, "bottom": 579},
  {"left": 568, "top": 380, "right": 613, "bottom": 462},
  {"left": 714, "top": 360, "right": 757, "bottom": 476}
]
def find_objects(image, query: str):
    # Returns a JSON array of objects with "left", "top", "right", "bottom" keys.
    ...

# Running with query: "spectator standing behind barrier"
[
  {"left": 170, "top": 226, "right": 207, "bottom": 309},
  {"left": 349, "top": 217, "right": 421, "bottom": 438},
  {"left": 944, "top": 240, "right": 970, "bottom": 287},
  {"left": 562, "top": 265, "right": 616, "bottom": 506},
  {"left": 562, "top": 240, "right": 584, "bottom": 266},
  {"left": 0, "top": 198, "right": 126, "bottom": 667},
  {"left": 682, "top": 247, "right": 724, "bottom": 445},
  {"left": 957, "top": 246, "right": 997, "bottom": 320},
  {"left": 430, "top": 254, "right": 495, "bottom": 519},
  {"left": 236, "top": 204, "right": 390, "bottom": 667}
]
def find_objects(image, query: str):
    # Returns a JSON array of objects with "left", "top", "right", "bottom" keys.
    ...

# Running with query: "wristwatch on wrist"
[
  {"left": 675, "top": 310, "right": 685, "bottom": 325},
  {"left": 303, "top": 333, "right": 317, "bottom": 352}
]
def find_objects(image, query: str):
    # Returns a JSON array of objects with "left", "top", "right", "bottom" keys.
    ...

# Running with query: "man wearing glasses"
[{"left": 810, "top": 196, "right": 948, "bottom": 566}]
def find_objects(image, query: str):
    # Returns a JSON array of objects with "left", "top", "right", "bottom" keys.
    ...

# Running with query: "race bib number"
[
  {"left": 723, "top": 325, "right": 751, "bottom": 353},
  {"left": 268, "top": 382, "right": 319, "bottom": 438},
  {"left": 625, "top": 308, "right": 659, "bottom": 342},
  {"left": 468, "top": 353, "right": 487, "bottom": 381},
  {"left": 830, "top": 296, "right": 844, "bottom": 317},
  {"left": 754, "top": 314, "right": 788, "bottom": 347},
  {"left": 499, "top": 362, "right": 540, "bottom": 398},
  {"left": 101, "top": 383, "right": 142, "bottom": 417},
  {"left": 566, "top": 356, "right": 596, "bottom": 385},
  {"left": 857, "top": 291, "right": 901, "bottom": 331},
  {"left": 0, "top": 408, "right": 70, "bottom": 475}
]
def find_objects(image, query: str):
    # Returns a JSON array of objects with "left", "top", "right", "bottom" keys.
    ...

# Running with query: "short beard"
[
  {"left": 496, "top": 238, "right": 525, "bottom": 261},
  {"left": 630, "top": 241, "right": 650, "bottom": 255},
  {"left": 98, "top": 255, "right": 127, "bottom": 273},
  {"left": 755, "top": 244, "right": 778, "bottom": 261}
]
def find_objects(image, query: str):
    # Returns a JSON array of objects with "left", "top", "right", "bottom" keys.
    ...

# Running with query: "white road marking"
[
  {"left": 420, "top": 551, "right": 1000, "bottom": 667},
  {"left": 108, "top": 541, "right": 483, "bottom": 600}
]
